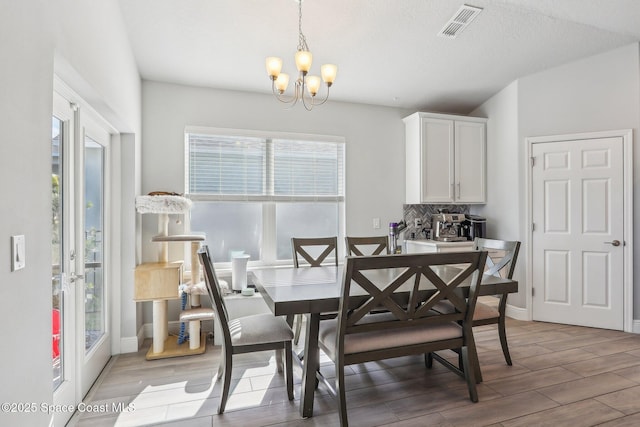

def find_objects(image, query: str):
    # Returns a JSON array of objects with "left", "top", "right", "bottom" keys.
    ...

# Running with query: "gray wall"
[
  {"left": 139, "top": 80, "right": 412, "bottom": 322},
  {"left": 472, "top": 43, "right": 640, "bottom": 320},
  {"left": 470, "top": 81, "right": 524, "bottom": 305},
  {"left": 0, "top": 1, "right": 141, "bottom": 425},
  {"left": 142, "top": 43, "right": 640, "bottom": 327}
]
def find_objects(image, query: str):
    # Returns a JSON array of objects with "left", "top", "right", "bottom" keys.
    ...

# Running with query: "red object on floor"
[{"left": 52, "top": 309, "right": 60, "bottom": 359}]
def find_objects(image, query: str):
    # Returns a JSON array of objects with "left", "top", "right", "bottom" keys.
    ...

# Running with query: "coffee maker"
[
  {"left": 461, "top": 214, "right": 486, "bottom": 241},
  {"left": 431, "top": 213, "right": 467, "bottom": 242}
]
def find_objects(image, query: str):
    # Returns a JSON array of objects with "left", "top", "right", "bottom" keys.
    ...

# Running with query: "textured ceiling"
[{"left": 119, "top": 0, "right": 640, "bottom": 114}]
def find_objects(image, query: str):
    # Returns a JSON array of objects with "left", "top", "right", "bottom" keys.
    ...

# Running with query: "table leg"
[{"left": 300, "top": 312, "right": 320, "bottom": 418}]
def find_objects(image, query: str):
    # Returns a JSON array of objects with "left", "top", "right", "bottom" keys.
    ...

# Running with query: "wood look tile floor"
[{"left": 68, "top": 316, "right": 640, "bottom": 427}]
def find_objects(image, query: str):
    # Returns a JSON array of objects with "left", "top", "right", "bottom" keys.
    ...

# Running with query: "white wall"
[
  {"left": 139, "top": 80, "right": 412, "bottom": 322},
  {"left": 519, "top": 43, "right": 640, "bottom": 320},
  {"left": 142, "top": 41, "right": 640, "bottom": 324},
  {"left": 471, "top": 81, "right": 520, "bottom": 239},
  {"left": 0, "top": 3, "right": 55, "bottom": 425},
  {"left": 472, "top": 43, "right": 640, "bottom": 318},
  {"left": 470, "top": 81, "right": 526, "bottom": 306},
  {"left": 0, "top": 1, "right": 140, "bottom": 425},
  {"left": 52, "top": 0, "right": 143, "bottom": 354}
]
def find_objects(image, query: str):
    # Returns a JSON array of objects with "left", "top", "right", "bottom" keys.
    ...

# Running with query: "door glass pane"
[
  {"left": 51, "top": 116, "right": 63, "bottom": 389},
  {"left": 84, "top": 137, "right": 105, "bottom": 351}
]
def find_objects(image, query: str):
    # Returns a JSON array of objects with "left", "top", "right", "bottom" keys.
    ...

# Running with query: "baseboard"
[
  {"left": 138, "top": 325, "right": 146, "bottom": 346},
  {"left": 506, "top": 307, "right": 639, "bottom": 334},
  {"left": 505, "top": 304, "right": 529, "bottom": 321},
  {"left": 143, "top": 321, "right": 153, "bottom": 339},
  {"left": 120, "top": 334, "right": 140, "bottom": 354}
]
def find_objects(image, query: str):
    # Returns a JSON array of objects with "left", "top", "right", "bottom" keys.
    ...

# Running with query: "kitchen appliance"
[
  {"left": 388, "top": 221, "right": 406, "bottom": 253},
  {"left": 431, "top": 213, "right": 467, "bottom": 242},
  {"left": 461, "top": 214, "right": 486, "bottom": 241}
]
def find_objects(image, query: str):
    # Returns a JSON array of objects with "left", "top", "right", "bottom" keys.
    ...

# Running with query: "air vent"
[{"left": 438, "top": 4, "right": 483, "bottom": 39}]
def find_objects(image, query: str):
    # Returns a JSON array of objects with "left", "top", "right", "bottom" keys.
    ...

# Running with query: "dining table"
[{"left": 251, "top": 262, "right": 518, "bottom": 418}]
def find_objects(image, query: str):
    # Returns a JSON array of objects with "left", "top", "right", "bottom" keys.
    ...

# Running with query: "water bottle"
[{"left": 389, "top": 222, "right": 400, "bottom": 254}]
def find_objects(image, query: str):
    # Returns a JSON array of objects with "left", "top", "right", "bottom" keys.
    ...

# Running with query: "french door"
[
  {"left": 51, "top": 90, "right": 112, "bottom": 426},
  {"left": 51, "top": 92, "right": 76, "bottom": 426}
]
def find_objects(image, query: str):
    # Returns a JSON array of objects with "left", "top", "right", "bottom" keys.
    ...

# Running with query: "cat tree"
[{"left": 135, "top": 194, "right": 212, "bottom": 360}]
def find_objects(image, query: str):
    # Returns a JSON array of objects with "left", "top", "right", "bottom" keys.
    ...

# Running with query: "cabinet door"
[
  {"left": 421, "top": 118, "right": 455, "bottom": 203},
  {"left": 454, "top": 121, "right": 486, "bottom": 203}
]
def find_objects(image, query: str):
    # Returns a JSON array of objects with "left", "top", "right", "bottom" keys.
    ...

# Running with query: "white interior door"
[{"left": 531, "top": 135, "right": 625, "bottom": 330}]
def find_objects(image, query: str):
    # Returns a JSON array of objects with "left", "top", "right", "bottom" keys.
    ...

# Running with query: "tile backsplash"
[{"left": 403, "top": 204, "right": 470, "bottom": 239}]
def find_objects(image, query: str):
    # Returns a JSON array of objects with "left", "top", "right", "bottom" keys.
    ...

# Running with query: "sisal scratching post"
[
  {"left": 158, "top": 213, "right": 169, "bottom": 263},
  {"left": 190, "top": 241, "right": 202, "bottom": 307},
  {"left": 152, "top": 300, "right": 168, "bottom": 354}
]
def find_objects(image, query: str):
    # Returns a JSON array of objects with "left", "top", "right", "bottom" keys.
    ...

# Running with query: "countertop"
[{"left": 406, "top": 239, "right": 474, "bottom": 247}]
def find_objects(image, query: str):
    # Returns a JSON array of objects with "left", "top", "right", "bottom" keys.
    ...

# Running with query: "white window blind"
[
  {"left": 188, "top": 134, "right": 265, "bottom": 196},
  {"left": 186, "top": 130, "right": 344, "bottom": 201}
]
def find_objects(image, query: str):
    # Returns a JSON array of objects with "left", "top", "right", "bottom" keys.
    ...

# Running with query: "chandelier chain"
[{"left": 297, "top": 0, "right": 309, "bottom": 52}]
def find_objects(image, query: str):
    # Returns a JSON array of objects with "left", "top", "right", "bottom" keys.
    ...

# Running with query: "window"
[{"left": 186, "top": 127, "right": 345, "bottom": 266}]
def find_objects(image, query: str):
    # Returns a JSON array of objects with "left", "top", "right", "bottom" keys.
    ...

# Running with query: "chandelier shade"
[
  {"left": 275, "top": 73, "right": 290, "bottom": 93},
  {"left": 266, "top": 57, "right": 283, "bottom": 78},
  {"left": 265, "top": 0, "right": 336, "bottom": 110},
  {"left": 294, "top": 50, "right": 313, "bottom": 73},
  {"left": 321, "top": 64, "right": 337, "bottom": 84}
]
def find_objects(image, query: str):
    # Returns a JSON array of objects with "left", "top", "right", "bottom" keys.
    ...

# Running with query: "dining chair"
[
  {"left": 432, "top": 237, "right": 521, "bottom": 369},
  {"left": 346, "top": 235, "right": 396, "bottom": 315},
  {"left": 291, "top": 236, "right": 338, "bottom": 344},
  {"left": 345, "top": 235, "right": 389, "bottom": 256},
  {"left": 292, "top": 236, "right": 339, "bottom": 267},
  {"left": 317, "top": 251, "right": 487, "bottom": 427},
  {"left": 198, "top": 245, "right": 294, "bottom": 414}
]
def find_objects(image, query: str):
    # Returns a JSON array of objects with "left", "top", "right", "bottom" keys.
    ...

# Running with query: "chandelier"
[{"left": 265, "top": 0, "right": 337, "bottom": 110}]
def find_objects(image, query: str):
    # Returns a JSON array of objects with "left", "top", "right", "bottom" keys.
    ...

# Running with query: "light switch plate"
[{"left": 11, "top": 235, "right": 25, "bottom": 271}]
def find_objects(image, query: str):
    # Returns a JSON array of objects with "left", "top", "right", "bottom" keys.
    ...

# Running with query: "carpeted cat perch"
[{"left": 135, "top": 194, "right": 193, "bottom": 263}]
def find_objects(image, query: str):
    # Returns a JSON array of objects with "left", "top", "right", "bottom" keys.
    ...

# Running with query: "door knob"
[
  {"left": 69, "top": 273, "right": 84, "bottom": 283},
  {"left": 604, "top": 240, "right": 621, "bottom": 247}
]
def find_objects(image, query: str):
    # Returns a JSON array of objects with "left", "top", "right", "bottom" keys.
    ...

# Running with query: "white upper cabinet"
[{"left": 404, "top": 112, "right": 486, "bottom": 204}]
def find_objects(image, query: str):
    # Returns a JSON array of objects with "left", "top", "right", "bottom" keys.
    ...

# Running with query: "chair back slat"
[
  {"left": 345, "top": 236, "right": 389, "bottom": 256},
  {"left": 346, "top": 267, "right": 417, "bottom": 324},
  {"left": 336, "top": 252, "right": 487, "bottom": 350},
  {"left": 473, "top": 238, "right": 521, "bottom": 279},
  {"left": 292, "top": 237, "right": 338, "bottom": 267},
  {"left": 199, "top": 245, "right": 232, "bottom": 348}
]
